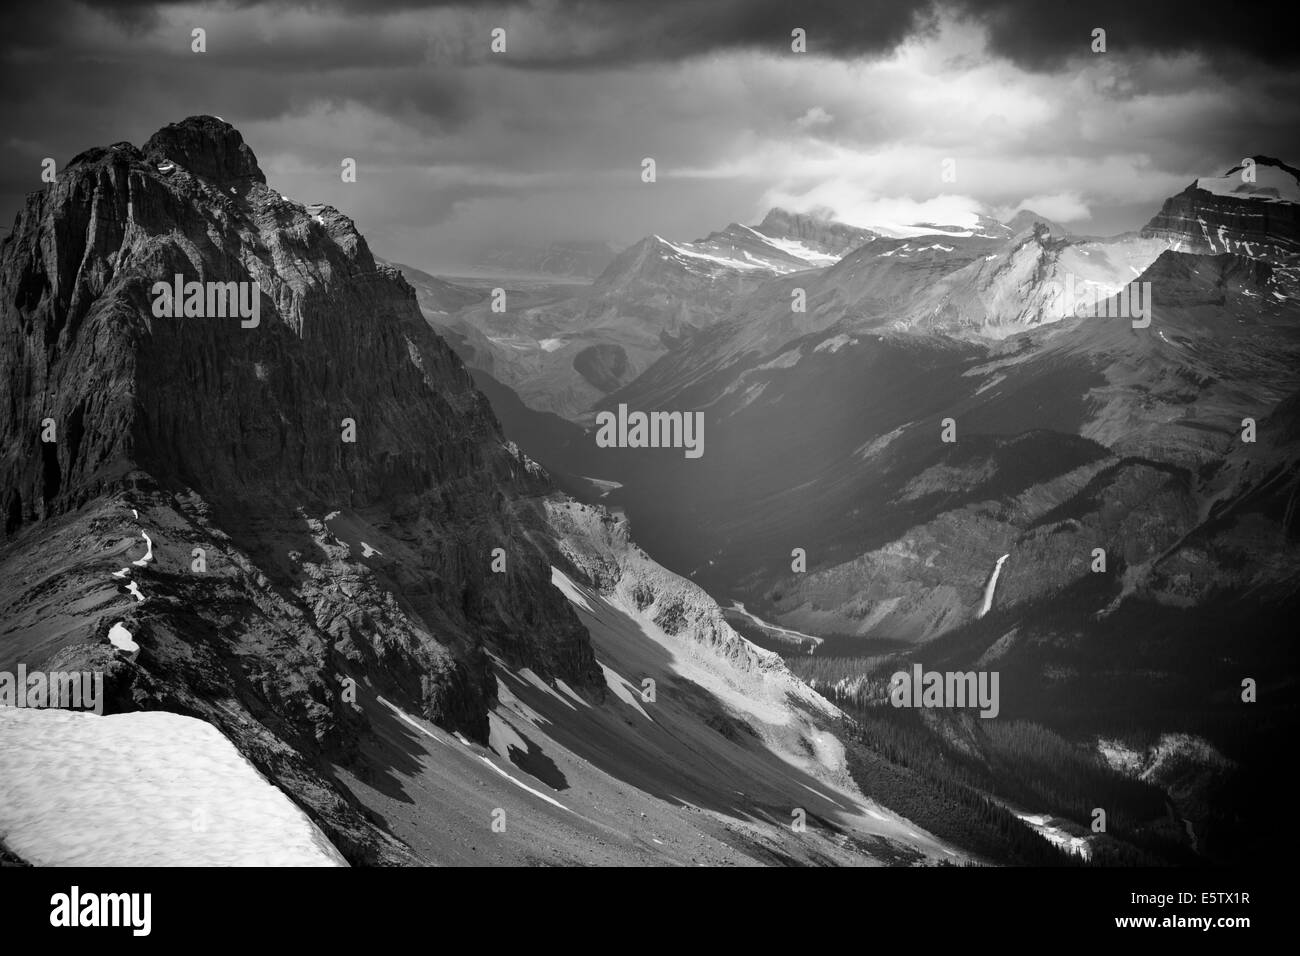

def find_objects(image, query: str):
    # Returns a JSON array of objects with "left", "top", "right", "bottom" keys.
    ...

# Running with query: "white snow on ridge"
[
  {"left": 132, "top": 530, "right": 154, "bottom": 567},
  {"left": 654, "top": 236, "right": 765, "bottom": 272},
  {"left": 872, "top": 223, "right": 976, "bottom": 239},
  {"left": 107, "top": 621, "right": 138, "bottom": 653},
  {"left": 477, "top": 754, "right": 571, "bottom": 811},
  {"left": 379, "top": 695, "right": 446, "bottom": 746},
  {"left": 758, "top": 233, "right": 840, "bottom": 266},
  {"left": 1196, "top": 164, "right": 1300, "bottom": 204},
  {"left": 0, "top": 708, "right": 347, "bottom": 866}
]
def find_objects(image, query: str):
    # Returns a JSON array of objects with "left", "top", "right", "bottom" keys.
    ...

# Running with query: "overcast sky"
[{"left": 3, "top": 0, "right": 1298, "bottom": 270}]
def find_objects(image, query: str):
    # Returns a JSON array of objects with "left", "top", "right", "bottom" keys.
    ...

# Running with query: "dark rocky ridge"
[
  {"left": 1141, "top": 156, "right": 1300, "bottom": 262},
  {"left": 144, "top": 116, "right": 267, "bottom": 188},
  {"left": 754, "top": 207, "right": 880, "bottom": 257},
  {"left": 0, "top": 116, "right": 605, "bottom": 862}
]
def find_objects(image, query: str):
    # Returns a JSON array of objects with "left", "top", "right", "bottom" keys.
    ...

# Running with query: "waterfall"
[{"left": 977, "top": 553, "right": 1010, "bottom": 619}]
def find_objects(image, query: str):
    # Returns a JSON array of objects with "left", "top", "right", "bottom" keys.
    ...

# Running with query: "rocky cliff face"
[
  {"left": 0, "top": 116, "right": 605, "bottom": 862},
  {"left": 1141, "top": 156, "right": 1300, "bottom": 263},
  {"left": 543, "top": 498, "right": 868, "bottom": 794},
  {"left": 753, "top": 207, "right": 880, "bottom": 259}
]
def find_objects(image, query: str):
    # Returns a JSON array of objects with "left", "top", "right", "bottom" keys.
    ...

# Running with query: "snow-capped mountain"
[
  {"left": 414, "top": 209, "right": 881, "bottom": 419},
  {"left": 600, "top": 208, "right": 879, "bottom": 283},
  {"left": 752, "top": 207, "right": 883, "bottom": 261},
  {"left": 1142, "top": 156, "right": 1300, "bottom": 263},
  {"left": 861, "top": 213, "right": 1016, "bottom": 240}
]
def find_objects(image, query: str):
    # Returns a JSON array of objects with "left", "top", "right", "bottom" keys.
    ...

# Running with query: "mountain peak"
[
  {"left": 1004, "top": 209, "right": 1070, "bottom": 237},
  {"left": 142, "top": 115, "right": 265, "bottom": 186},
  {"left": 1227, "top": 155, "right": 1300, "bottom": 178},
  {"left": 1141, "top": 155, "right": 1300, "bottom": 260},
  {"left": 758, "top": 206, "right": 837, "bottom": 229},
  {"left": 1192, "top": 155, "right": 1300, "bottom": 205}
]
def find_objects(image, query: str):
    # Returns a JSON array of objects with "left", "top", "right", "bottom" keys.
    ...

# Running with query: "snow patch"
[
  {"left": 107, "top": 622, "right": 138, "bottom": 653},
  {"left": 379, "top": 696, "right": 445, "bottom": 747},
  {"left": 0, "top": 708, "right": 347, "bottom": 866},
  {"left": 758, "top": 234, "right": 839, "bottom": 266},
  {"left": 477, "top": 755, "right": 571, "bottom": 811},
  {"left": 1196, "top": 164, "right": 1300, "bottom": 204},
  {"left": 132, "top": 531, "right": 154, "bottom": 567},
  {"left": 654, "top": 236, "right": 764, "bottom": 272}
]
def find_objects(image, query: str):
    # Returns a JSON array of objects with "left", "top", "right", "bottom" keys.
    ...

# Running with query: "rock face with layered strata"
[
  {"left": 1141, "top": 156, "right": 1300, "bottom": 262},
  {"left": 0, "top": 116, "right": 605, "bottom": 862}
]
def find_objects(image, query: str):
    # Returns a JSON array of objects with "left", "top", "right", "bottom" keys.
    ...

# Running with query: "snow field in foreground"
[{"left": 0, "top": 708, "right": 347, "bottom": 866}]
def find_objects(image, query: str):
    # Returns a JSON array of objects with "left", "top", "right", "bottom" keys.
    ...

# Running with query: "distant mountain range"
[
  {"left": 414, "top": 206, "right": 933, "bottom": 417},
  {"left": 437, "top": 238, "right": 622, "bottom": 280},
  {"left": 440, "top": 156, "right": 1300, "bottom": 864}
]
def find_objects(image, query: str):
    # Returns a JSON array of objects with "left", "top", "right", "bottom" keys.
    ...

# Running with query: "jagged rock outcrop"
[
  {"left": 0, "top": 116, "right": 605, "bottom": 862},
  {"left": 143, "top": 116, "right": 266, "bottom": 188},
  {"left": 753, "top": 207, "right": 880, "bottom": 259},
  {"left": 1141, "top": 156, "right": 1300, "bottom": 262}
]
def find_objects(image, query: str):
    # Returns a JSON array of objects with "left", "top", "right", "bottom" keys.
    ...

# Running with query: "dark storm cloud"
[
  {"left": 29, "top": 1, "right": 1295, "bottom": 72},
  {"left": 302, "top": 0, "right": 1300, "bottom": 71},
  {"left": 0, "top": 1, "right": 472, "bottom": 223},
  {"left": 535, "top": 0, "right": 1297, "bottom": 71},
  {"left": 2, "top": 0, "right": 1298, "bottom": 267},
  {"left": 950, "top": 0, "right": 1300, "bottom": 70}
]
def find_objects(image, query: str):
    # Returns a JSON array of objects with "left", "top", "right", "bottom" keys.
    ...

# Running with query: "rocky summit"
[
  {"left": 0, "top": 116, "right": 606, "bottom": 862},
  {"left": 1141, "top": 156, "right": 1300, "bottom": 263}
]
